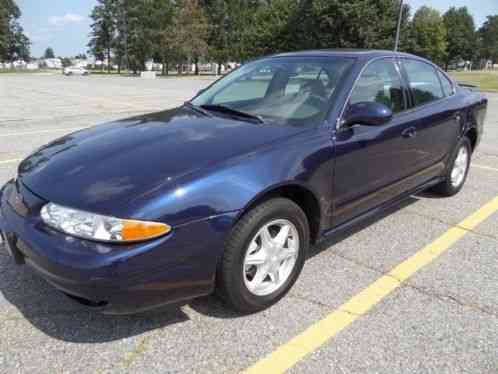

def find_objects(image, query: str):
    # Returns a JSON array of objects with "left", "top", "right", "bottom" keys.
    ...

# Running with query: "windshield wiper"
[
  {"left": 200, "top": 104, "right": 265, "bottom": 124},
  {"left": 184, "top": 101, "right": 213, "bottom": 117}
]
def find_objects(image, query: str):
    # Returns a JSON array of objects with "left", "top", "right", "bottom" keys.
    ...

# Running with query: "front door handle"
[{"left": 402, "top": 126, "right": 417, "bottom": 139}]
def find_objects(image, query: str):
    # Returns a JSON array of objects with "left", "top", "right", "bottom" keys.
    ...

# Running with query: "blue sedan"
[{"left": 0, "top": 50, "right": 487, "bottom": 314}]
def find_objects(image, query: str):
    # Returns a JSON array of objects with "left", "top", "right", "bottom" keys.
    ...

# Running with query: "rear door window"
[
  {"left": 403, "top": 59, "right": 444, "bottom": 106},
  {"left": 349, "top": 58, "right": 406, "bottom": 114}
]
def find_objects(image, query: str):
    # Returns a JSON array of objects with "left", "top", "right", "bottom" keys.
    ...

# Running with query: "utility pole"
[
  {"left": 119, "top": 0, "right": 129, "bottom": 74},
  {"left": 394, "top": 0, "right": 404, "bottom": 51}
]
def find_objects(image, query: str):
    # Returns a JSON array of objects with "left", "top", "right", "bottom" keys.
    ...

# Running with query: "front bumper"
[{"left": 0, "top": 179, "right": 238, "bottom": 314}]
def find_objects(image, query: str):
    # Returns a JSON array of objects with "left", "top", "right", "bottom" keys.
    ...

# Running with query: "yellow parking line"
[
  {"left": 244, "top": 195, "right": 498, "bottom": 374},
  {"left": 473, "top": 164, "right": 498, "bottom": 173}
]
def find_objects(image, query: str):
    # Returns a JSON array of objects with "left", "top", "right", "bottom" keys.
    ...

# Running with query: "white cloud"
[{"left": 48, "top": 13, "right": 85, "bottom": 26}]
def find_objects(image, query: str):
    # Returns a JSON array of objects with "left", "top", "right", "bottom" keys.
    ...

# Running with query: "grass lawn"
[{"left": 449, "top": 70, "right": 498, "bottom": 92}]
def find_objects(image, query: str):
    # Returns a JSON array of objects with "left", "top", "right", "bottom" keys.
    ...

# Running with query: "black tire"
[
  {"left": 431, "top": 136, "right": 472, "bottom": 196},
  {"left": 216, "top": 198, "right": 309, "bottom": 313}
]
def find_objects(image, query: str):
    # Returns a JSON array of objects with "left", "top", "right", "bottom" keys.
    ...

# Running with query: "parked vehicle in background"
[
  {"left": 0, "top": 50, "right": 487, "bottom": 315},
  {"left": 63, "top": 66, "right": 89, "bottom": 76}
]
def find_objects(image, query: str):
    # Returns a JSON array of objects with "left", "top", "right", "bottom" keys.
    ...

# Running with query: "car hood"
[{"left": 19, "top": 106, "right": 304, "bottom": 216}]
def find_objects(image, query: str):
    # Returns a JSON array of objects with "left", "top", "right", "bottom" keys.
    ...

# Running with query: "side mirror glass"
[{"left": 342, "top": 102, "right": 393, "bottom": 127}]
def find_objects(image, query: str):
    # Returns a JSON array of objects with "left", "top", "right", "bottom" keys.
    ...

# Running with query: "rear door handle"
[{"left": 402, "top": 127, "right": 417, "bottom": 139}]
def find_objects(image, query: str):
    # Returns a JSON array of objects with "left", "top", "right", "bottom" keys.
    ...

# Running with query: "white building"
[
  {"left": 71, "top": 58, "right": 89, "bottom": 68},
  {"left": 12, "top": 60, "right": 27, "bottom": 68},
  {"left": 44, "top": 58, "right": 62, "bottom": 69},
  {"left": 26, "top": 62, "right": 40, "bottom": 70}
]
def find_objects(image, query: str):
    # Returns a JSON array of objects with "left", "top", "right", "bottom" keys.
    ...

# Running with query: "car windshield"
[{"left": 191, "top": 57, "right": 355, "bottom": 126}]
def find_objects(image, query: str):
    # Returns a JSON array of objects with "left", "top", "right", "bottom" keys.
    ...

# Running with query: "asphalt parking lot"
[{"left": 0, "top": 73, "right": 497, "bottom": 373}]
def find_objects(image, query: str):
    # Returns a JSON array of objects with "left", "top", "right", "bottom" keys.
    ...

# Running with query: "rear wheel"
[
  {"left": 432, "top": 137, "right": 471, "bottom": 196},
  {"left": 217, "top": 198, "right": 309, "bottom": 313}
]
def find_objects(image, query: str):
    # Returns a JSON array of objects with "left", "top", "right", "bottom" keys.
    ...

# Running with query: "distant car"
[
  {"left": 0, "top": 50, "right": 487, "bottom": 314},
  {"left": 63, "top": 66, "right": 89, "bottom": 76}
]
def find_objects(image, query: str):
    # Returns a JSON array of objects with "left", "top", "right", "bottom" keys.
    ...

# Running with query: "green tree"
[
  {"left": 0, "top": 0, "right": 20, "bottom": 59},
  {"left": 204, "top": 0, "right": 230, "bottom": 73},
  {"left": 43, "top": 47, "right": 55, "bottom": 59},
  {"left": 172, "top": 0, "right": 209, "bottom": 75},
  {"left": 199, "top": 0, "right": 263, "bottom": 68},
  {"left": 61, "top": 57, "right": 72, "bottom": 67},
  {"left": 156, "top": 1, "right": 180, "bottom": 75},
  {"left": 443, "top": 7, "right": 478, "bottom": 69},
  {"left": 88, "top": 0, "right": 116, "bottom": 73},
  {"left": 0, "top": 0, "right": 30, "bottom": 61},
  {"left": 110, "top": 0, "right": 127, "bottom": 73},
  {"left": 7, "top": 20, "right": 30, "bottom": 61},
  {"left": 82, "top": 0, "right": 493, "bottom": 75},
  {"left": 117, "top": 0, "right": 161, "bottom": 74},
  {"left": 290, "top": 0, "right": 411, "bottom": 51},
  {"left": 318, "top": 0, "right": 398, "bottom": 49},
  {"left": 410, "top": 6, "right": 447, "bottom": 66},
  {"left": 245, "top": 0, "right": 298, "bottom": 57},
  {"left": 479, "top": 15, "right": 498, "bottom": 63},
  {"left": 243, "top": 0, "right": 413, "bottom": 58}
]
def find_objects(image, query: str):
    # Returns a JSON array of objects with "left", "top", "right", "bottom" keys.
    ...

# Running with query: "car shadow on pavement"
[
  {"left": 189, "top": 294, "right": 243, "bottom": 319},
  {"left": 307, "top": 195, "right": 420, "bottom": 261},
  {"left": 189, "top": 194, "right": 424, "bottom": 319},
  {"left": 0, "top": 251, "right": 190, "bottom": 343}
]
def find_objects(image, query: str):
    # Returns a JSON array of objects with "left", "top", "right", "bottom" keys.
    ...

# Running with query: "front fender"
[{"left": 127, "top": 128, "right": 335, "bottom": 229}]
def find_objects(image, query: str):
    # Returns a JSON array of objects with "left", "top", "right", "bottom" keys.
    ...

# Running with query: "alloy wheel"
[
  {"left": 451, "top": 145, "right": 469, "bottom": 188},
  {"left": 243, "top": 219, "right": 299, "bottom": 296}
]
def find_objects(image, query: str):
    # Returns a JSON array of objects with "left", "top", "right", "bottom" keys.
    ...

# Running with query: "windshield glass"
[{"left": 191, "top": 57, "right": 355, "bottom": 126}]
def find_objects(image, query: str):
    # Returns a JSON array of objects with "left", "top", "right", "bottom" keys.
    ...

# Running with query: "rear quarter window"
[
  {"left": 437, "top": 70, "right": 455, "bottom": 97},
  {"left": 403, "top": 59, "right": 444, "bottom": 106}
]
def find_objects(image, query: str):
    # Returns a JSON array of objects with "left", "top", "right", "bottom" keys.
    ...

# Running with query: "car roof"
[{"left": 269, "top": 49, "right": 416, "bottom": 59}]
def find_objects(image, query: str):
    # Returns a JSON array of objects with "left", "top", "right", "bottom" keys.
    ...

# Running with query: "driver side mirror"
[{"left": 342, "top": 102, "right": 393, "bottom": 127}]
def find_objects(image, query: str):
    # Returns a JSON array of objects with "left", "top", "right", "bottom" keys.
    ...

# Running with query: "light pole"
[{"left": 394, "top": 0, "right": 404, "bottom": 51}]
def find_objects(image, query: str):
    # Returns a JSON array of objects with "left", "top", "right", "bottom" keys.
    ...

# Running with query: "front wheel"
[
  {"left": 216, "top": 198, "right": 309, "bottom": 313},
  {"left": 432, "top": 137, "right": 471, "bottom": 196}
]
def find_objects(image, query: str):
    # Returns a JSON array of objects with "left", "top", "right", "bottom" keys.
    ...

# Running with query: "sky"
[
  {"left": 405, "top": 0, "right": 496, "bottom": 26},
  {"left": 18, "top": 0, "right": 97, "bottom": 58},
  {"left": 17, "top": 0, "right": 498, "bottom": 59}
]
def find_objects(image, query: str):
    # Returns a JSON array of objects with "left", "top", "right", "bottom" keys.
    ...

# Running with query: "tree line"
[
  {"left": 2, "top": 0, "right": 497, "bottom": 71},
  {"left": 88, "top": 0, "right": 498, "bottom": 74},
  {"left": 0, "top": 0, "right": 30, "bottom": 62}
]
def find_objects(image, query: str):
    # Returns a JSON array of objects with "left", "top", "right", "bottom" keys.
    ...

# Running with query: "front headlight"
[{"left": 40, "top": 202, "right": 171, "bottom": 243}]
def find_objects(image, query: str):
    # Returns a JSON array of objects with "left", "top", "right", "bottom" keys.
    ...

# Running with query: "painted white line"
[
  {"left": 0, "top": 127, "right": 85, "bottom": 137},
  {"left": 473, "top": 164, "right": 498, "bottom": 173},
  {"left": 0, "top": 158, "right": 21, "bottom": 165}
]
